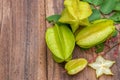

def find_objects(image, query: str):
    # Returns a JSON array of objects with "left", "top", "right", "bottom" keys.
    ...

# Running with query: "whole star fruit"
[
  {"left": 65, "top": 58, "right": 88, "bottom": 75},
  {"left": 45, "top": 24, "right": 75, "bottom": 63},
  {"left": 76, "top": 19, "right": 115, "bottom": 48},
  {"left": 59, "top": 0, "right": 92, "bottom": 33}
]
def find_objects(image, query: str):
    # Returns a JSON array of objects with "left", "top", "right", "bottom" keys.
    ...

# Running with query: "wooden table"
[{"left": 0, "top": 0, "right": 120, "bottom": 80}]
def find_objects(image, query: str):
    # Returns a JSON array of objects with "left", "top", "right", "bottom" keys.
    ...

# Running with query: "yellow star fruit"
[
  {"left": 59, "top": 0, "right": 92, "bottom": 32},
  {"left": 45, "top": 24, "right": 75, "bottom": 63},
  {"left": 75, "top": 19, "right": 115, "bottom": 48},
  {"left": 65, "top": 58, "right": 88, "bottom": 75}
]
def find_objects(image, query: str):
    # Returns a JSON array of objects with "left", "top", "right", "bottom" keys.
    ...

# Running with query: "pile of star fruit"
[{"left": 45, "top": 0, "right": 118, "bottom": 78}]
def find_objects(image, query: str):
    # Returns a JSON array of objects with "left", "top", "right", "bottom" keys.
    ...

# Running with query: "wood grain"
[
  {"left": 0, "top": 0, "right": 46, "bottom": 80},
  {"left": 0, "top": 0, "right": 120, "bottom": 80}
]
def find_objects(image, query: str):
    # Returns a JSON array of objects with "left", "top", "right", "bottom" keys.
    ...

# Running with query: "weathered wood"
[{"left": 0, "top": 0, "right": 46, "bottom": 80}]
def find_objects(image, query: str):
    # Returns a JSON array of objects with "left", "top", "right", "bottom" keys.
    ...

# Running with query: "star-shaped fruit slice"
[{"left": 89, "top": 56, "right": 115, "bottom": 78}]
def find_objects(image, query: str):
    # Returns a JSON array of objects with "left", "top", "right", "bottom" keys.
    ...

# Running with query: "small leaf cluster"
[{"left": 83, "top": 0, "right": 120, "bottom": 23}]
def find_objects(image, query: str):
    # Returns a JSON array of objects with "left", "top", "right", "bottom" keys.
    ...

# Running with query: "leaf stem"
[
  {"left": 105, "top": 41, "right": 120, "bottom": 54},
  {"left": 116, "top": 28, "right": 120, "bottom": 32},
  {"left": 92, "top": 5, "right": 106, "bottom": 18}
]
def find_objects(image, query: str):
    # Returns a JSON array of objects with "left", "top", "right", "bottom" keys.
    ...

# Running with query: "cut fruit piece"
[
  {"left": 89, "top": 56, "right": 115, "bottom": 78},
  {"left": 65, "top": 58, "right": 88, "bottom": 75}
]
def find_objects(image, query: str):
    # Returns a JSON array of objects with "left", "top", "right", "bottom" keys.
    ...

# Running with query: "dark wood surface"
[{"left": 0, "top": 0, "right": 120, "bottom": 80}]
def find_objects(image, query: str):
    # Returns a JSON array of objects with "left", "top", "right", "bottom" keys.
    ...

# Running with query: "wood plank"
[
  {"left": 0, "top": 0, "right": 47, "bottom": 80},
  {"left": 45, "top": 0, "right": 120, "bottom": 80}
]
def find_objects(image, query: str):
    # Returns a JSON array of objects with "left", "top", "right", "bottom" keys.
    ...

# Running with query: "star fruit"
[
  {"left": 65, "top": 58, "right": 88, "bottom": 75},
  {"left": 75, "top": 19, "right": 115, "bottom": 48},
  {"left": 45, "top": 24, "right": 75, "bottom": 63},
  {"left": 59, "top": 0, "right": 92, "bottom": 32},
  {"left": 89, "top": 56, "right": 115, "bottom": 78}
]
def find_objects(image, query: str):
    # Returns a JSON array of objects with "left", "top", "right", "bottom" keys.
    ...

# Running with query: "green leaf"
[
  {"left": 100, "top": 0, "right": 116, "bottom": 14},
  {"left": 90, "top": 5, "right": 95, "bottom": 9},
  {"left": 80, "top": 47, "right": 90, "bottom": 51},
  {"left": 115, "top": 21, "right": 120, "bottom": 24},
  {"left": 83, "top": 0, "right": 103, "bottom": 6},
  {"left": 114, "top": 2, "right": 120, "bottom": 11},
  {"left": 46, "top": 14, "right": 61, "bottom": 23},
  {"left": 112, "top": 30, "right": 118, "bottom": 37},
  {"left": 89, "top": 9, "right": 101, "bottom": 21},
  {"left": 82, "top": 0, "right": 93, "bottom": 4},
  {"left": 95, "top": 43, "right": 104, "bottom": 53},
  {"left": 109, "top": 12, "right": 120, "bottom": 22}
]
